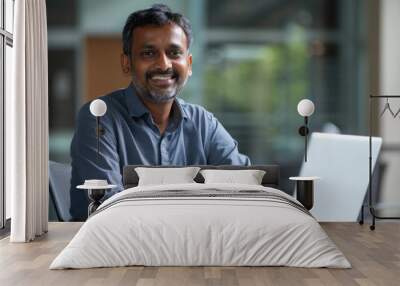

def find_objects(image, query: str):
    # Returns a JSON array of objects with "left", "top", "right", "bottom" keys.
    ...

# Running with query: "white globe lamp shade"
[
  {"left": 90, "top": 99, "right": 107, "bottom": 117},
  {"left": 297, "top": 99, "right": 315, "bottom": 117}
]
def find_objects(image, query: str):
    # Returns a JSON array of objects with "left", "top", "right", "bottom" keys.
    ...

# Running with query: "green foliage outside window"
[{"left": 203, "top": 26, "right": 310, "bottom": 161}]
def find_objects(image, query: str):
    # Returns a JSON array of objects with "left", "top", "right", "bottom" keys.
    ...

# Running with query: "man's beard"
[{"left": 132, "top": 68, "right": 187, "bottom": 104}]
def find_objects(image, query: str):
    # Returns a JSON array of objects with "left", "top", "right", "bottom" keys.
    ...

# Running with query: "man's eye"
[
  {"left": 142, "top": 50, "right": 155, "bottom": 57},
  {"left": 169, "top": 50, "right": 183, "bottom": 58}
]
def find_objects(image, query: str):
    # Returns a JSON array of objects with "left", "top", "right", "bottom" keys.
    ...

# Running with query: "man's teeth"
[{"left": 151, "top": 74, "right": 173, "bottom": 80}]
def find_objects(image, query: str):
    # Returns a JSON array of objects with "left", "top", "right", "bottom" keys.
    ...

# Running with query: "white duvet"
[{"left": 50, "top": 183, "right": 351, "bottom": 269}]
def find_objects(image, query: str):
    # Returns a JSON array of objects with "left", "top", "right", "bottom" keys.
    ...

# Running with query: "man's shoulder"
[
  {"left": 78, "top": 88, "right": 127, "bottom": 117},
  {"left": 93, "top": 88, "right": 126, "bottom": 108},
  {"left": 178, "top": 98, "right": 214, "bottom": 122}
]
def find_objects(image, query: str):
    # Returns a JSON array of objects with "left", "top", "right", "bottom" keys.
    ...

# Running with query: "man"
[{"left": 70, "top": 4, "right": 250, "bottom": 221}]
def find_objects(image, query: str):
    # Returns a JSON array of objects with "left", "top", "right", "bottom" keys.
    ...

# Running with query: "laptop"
[{"left": 299, "top": 132, "right": 382, "bottom": 222}]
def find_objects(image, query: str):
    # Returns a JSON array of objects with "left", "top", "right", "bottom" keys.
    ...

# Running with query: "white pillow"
[
  {"left": 200, "top": 169, "right": 266, "bottom": 185},
  {"left": 135, "top": 167, "right": 201, "bottom": 186}
]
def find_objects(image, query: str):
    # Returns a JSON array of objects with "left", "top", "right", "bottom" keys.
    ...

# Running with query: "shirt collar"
[
  {"left": 124, "top": 84, "right": 149, "bottom": 118},
  {"left": 174, "top": 98, "right": 188, "bottom": 120},
  {"left": 124, "top": 83, "right": 188, "bottom": 120}
]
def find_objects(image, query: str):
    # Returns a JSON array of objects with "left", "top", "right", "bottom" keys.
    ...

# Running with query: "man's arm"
[
  {"left": 70, "top": 101, "right": 123, "bottom": 221},
  {"left": 204, "top": 111, "right": 251, "bottom": 166}
]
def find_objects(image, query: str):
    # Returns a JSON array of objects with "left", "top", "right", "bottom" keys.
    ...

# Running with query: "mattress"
[{"left": 50, "top": 183, "right": 351, "bottom": 269}]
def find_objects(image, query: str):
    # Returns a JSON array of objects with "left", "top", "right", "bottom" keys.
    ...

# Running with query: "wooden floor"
[{"left": 0, "top": 222, "right": 399, "bottom": 286}]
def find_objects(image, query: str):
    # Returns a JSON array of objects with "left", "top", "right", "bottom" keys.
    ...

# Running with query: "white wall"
[{"left": 379, "top": 0, "right": 400, "bottom": 213}]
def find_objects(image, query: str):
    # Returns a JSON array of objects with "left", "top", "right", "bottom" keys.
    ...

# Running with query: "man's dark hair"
[{"left": 122, "top": 4, "right": 193, "bottom": 56}]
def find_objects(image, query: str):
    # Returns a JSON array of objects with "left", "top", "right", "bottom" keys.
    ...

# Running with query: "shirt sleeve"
[
  {"left": 204, "top": 111, "right": 251, "bottom": 166},
  {"left": 69, "top": 102, "right": 123, "bottom": 221}
]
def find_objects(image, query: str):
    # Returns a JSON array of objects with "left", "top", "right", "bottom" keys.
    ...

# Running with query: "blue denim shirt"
[{"left": 70, "top": 84, "right": 250, "bottom": 220}]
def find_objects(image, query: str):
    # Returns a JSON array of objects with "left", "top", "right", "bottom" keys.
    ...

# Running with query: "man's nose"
[{"left": 155, "top": 52, "right": 172, "bottom": 70}]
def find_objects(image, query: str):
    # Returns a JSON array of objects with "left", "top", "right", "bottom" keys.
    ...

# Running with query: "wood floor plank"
[{"left": 0, "top": 222, "right": 399, "bottom": 286}]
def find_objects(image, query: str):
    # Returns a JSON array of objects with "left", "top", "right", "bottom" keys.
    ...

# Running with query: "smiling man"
[{"left": 69, "top": 4, "right": 250, "bottom": 221}]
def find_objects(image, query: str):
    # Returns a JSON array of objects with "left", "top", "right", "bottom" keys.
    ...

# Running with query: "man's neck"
[{"left": 140, "top": 97, "right": 174, "bottom": 134}]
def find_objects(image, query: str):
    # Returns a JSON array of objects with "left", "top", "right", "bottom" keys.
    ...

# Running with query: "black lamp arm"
[
  {"left": 298, "top": 116, "right": 309, "bottom": 162},
  {"left": 95, "top": 117, "right": 106, "bottom": 162}
]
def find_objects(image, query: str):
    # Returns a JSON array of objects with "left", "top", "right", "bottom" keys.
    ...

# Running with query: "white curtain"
[{"left": 6, "top": 0, "right": 49, "bottom": 242}]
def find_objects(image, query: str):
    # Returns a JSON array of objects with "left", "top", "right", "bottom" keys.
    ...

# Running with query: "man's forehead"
[{"left": 132, "top": 23, "right": 188, "bottom": 49}]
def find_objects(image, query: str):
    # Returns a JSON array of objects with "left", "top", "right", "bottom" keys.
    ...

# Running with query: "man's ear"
[
  {"left": 188, "top": 54, "right": 193, "bottom": 76},
  {"left": 121, "top": 54, "right": 131, "bottom": 74}
]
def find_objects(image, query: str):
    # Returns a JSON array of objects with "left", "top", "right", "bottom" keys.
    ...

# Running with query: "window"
[
  {"left": 199, "top": 0, "right": 367, "bottom": 190},
  {"left": 1, "top": 0, "right": 14, "bottom": 230}
]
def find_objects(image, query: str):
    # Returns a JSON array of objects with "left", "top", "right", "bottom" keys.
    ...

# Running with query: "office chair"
[{"left": 49, "top": 161, "right": 72, "bottom": 222}]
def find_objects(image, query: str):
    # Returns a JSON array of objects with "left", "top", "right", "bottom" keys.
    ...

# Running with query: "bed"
[{"left": 50, "top": 165, "right": 350, "bottom": 269}]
